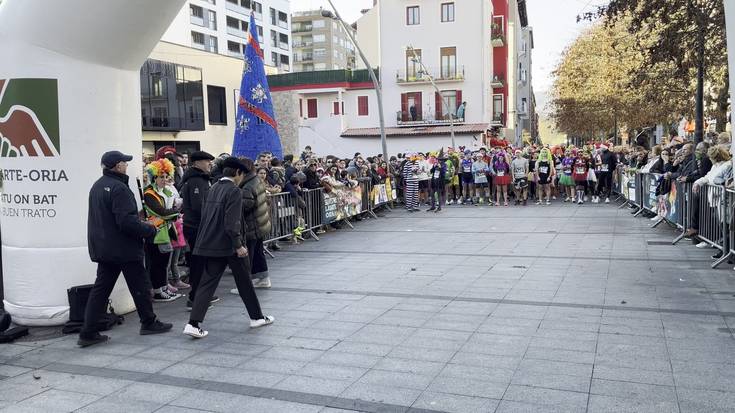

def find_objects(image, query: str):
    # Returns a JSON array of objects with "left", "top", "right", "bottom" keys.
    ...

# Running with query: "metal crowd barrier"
[
  {"left": 302, "top": 187, "right": 324, "bottom": 240},
  {"left": 697, "top": 184, "right": 727, "bottom": 266},
  {"left": 727, "top": 189, "right": 735, "bottom": 265},
  {"left": 357, "top": 178, "right": 378, "bottom": 219},
  {"left": 671, "top": 181, "right": 693, "bottom": 245},
  {"left": 264, "top": 191, "right": 298, "bottom": 244}
]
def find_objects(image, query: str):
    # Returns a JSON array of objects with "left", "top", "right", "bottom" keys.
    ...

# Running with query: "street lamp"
[
  {"left": 322, "top": 3, "right": 388, "bottom": 163},
  {"left": 406, "top": 46, "right": 457, "bottom": 149}
]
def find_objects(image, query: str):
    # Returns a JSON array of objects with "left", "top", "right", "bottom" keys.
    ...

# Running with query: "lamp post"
[
  {"left": 323, "top": 2, "right": 387, "bottom": 162},
  {"left": 406, "top": 46, "right": 457, "bottom": 149}
]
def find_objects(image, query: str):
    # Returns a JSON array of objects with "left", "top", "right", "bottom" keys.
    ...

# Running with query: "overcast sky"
[{"left": 290, "top": 0, "right": 597, "bottom": 94}]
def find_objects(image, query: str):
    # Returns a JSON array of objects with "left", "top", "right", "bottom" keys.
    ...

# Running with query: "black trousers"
[
  {"left": 596, "top": 172, "right": 612, "bottom": 198},
  {"left": 247, "top": 238, "right": 268, "bottom": 279},
  {"left": 691, "top": 191, "right": 700, "bottom": 230},
  {"left": 429, "top": 179, "right": 445, "bottom": 208},
  {"left": 80, "top": 261, "right": 156, "bottom": 338},
  {"left": 145, "top": 242, "right": 171, "bottom": 290},
  {"left": 183, "top": 226, "right": 204, "bottom": 301},
  {"left": 189, "top": 255, "right": 264, "bottom": 323}
]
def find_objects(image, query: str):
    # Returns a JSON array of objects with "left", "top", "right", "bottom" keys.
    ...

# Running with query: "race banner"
[
  {"left": 385, "top": 177, "right": 397, "bottom": 200},
  {"left": 323, "top": 185, "right": 362, "bottom": 223},
  {"left": 658, "top": 180, "right": 680, "bottom": 225},
  {"left": 643, "top": 174, "right": 659, "bottom": 211},
  {"left": 372, "top": 184, "right": 389, "bottom": 206}
]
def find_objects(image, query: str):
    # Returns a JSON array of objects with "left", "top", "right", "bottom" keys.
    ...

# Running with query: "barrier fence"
[{"left": 615, "top": 169, "right": 730, "bottom": 269}]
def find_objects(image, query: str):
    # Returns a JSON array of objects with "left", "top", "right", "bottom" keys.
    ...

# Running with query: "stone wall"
[{"left": 272, "top": 91, "right": 300, "bottom": 157}]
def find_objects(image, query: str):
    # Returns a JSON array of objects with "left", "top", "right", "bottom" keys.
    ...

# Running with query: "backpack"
[{"left": 62, "top": 284, "right": 125, "bottom": 334}]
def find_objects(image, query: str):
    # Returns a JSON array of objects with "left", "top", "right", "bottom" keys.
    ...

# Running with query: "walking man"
[
  {"left": 79, "top": 151, "right": 173, "bottom": 347},
  {"left": 183, "top": 157, "right": 274, "bottom": 339},
  {"left": 179, "top": 150, "right": 218, "bottom": 309}
]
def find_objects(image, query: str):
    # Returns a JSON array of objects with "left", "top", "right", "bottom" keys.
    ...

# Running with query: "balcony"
[
  {"left": 396, "top": 117, "right": 466, "bottom": 127},
  {"left": 279, "top": 63, "right": 291, "bottom": 72},
  {"left": 294, "top": 54, "right": 313, "bottom": 62},
  {"left": 191, "top": 42, "right": 206, "bottom": 51},
  {"left": 278, "top": 20, "right": 289, "bottom": 30},
  {"left": 227, "top": 50, "right": 243, "bottom": 59},
  {"left": 279, "top": 42, "right": 289, "bottom": 50},
  {"left": 491, "top": 112, "right": 505, "bottom": 126},
  {"left": 490, "top": 74, "right": 504, "bottom": 88},
  {"left": 293, "top": 41, "right": 313, "bottom": 48},
  {"left": 491, "top": 23, "right": 505, "bottom": 47},
  {"left": 190, "top": 15, "right": 205, "bottom": 27},
  {"left": 267, "top": 68, "right": 379, "bottom": 88},
  {"left": 396, "top": 66, "right": 465, "bottom": 84},
  {"left": 293, "top": 24, "right": 313, "bottom": 33},
  {"left": 227, "top": 26, "right": 247, "bottom": 38},
  {"left": 225, "top": 1, "right": 249, "bottom": 15}
]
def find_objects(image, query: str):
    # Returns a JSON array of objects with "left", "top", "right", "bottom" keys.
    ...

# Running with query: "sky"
[{"left": 290, "top": 0, "right": 596, "bottom": 101}]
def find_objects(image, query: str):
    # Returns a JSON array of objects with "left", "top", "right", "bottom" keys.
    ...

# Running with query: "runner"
[
  {"left": 572, "top": 150, "right": 590, "bottom": 204},
  {"left": 511, "top": 149, "right": 529, "bottom": 206},
  {"left": 559, "top": 149, "right": 575, "bottom": 202},
  {"left": 535, "top": 147, "right": 555, "bottom": 205},
  {"left": 472, "top": 152, "right": 490, "bottom": 205},
  {"left": 460, "top": 150, "right": 474, "bottom": 205},
  {"left": 493, "top": 149, "right": 512, "bottom": 206}
]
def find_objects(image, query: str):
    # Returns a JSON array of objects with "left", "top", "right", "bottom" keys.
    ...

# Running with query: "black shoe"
[
  {"left": 712, "top": 251, "right": 724, "bottom": 259},
  {"left": 426, "top": 207, "right": 435, "bottom": 212},
  {"left": 77, "top": 332, "right": 109, "bottom": 348},
  {"left": 140, "top": 319, "right": 173, "bottom": 335},
  {"left": 209, "top": 295, "right": 220, "bottom": 304},
  {"left": 435, "top": 208, "right": 442, "bottom": 213}
]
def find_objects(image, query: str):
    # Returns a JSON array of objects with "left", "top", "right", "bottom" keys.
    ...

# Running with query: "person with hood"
[
  {"left": 179, "top": 150, "right": 218, "bottom": 309},
  {"left": 183, "top": 157, "right": 274, "bottom": 339},
  {"left": 238, "top": 158, "right": 273, "bottom": 289},
  {"left": 79, "top": 151, "right": 172, "bottom": 347}
]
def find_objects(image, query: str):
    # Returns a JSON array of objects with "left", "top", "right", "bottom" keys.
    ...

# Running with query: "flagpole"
[{"left": 324, "top": 1, "right": 388, "bottom": 163}]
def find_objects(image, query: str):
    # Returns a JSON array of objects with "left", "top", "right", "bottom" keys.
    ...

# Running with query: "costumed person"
[
  {"left": 535, "top": 147, "right": 555, "bottom": 205},
  {"left": 143, "top": 158, "right": 183, "bottom": 302},
  {"left": 183, "top": 157, "right": 274, "bottom": 339},
  {"left": 511, "top": 149, "right": 529, "bottom": 205},
  {"left": 559, "top": 149, "right": 575, "bottom": 202},
  {"left": 403, "top": 153, "right": 420, "bottom": 212},
  {"left": 417, "top": 153, "right": 431, "bottom": 206},
  {"left": 493, "top": 149, "right": 512, "bottom": 206},
  {"left": 572, "top": 150, "right": 590, "bottom": 204},
  {"left": 472, "top": 152, "right": 490, "bottom": 204},
  {"left": 596, "top": 144, "right": 616, "bottom": 203},
  {"left": 427, "top": 150, "right": 447, "bottom": 212},
  {"left": 165, "top": 173, "right": 188, "bottom": 292},
  {"left": 444, "top": 149, "right": 459, "bottom": 205},
  {"left": 460, "top": 150, "right": 474, "bottom": 205}
]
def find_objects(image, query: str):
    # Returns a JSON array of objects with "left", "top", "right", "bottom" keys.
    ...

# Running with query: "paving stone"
[
  {"left": 315, "top": 351, "right": 381, "bottom": 368},
  {"left": 502, "top": 385, "right": 588, "bottom": 410},
  {"left": 296, "top": 362, "right": 368, "bottom": 381},
  {"left": 113, "top": 382, "right": 187, "bottom": 404},
  {"left": 340, "top": 382, "right": 422, "bottom": 407},
  {"left": 511, "top": 371, "right": 590, "bottom": 393},
  {"left": 412, "top": 391, "right": 499, "bottom": 413},
  {"left": 75, "top": 395, "right": 162, "bottom": 413},
  {"left": 427, "top": 376, "right": 508, "bottom": 399},
  {"left": 587, "top": 394, "right": 679, "bottom": 413},
  {"left": 358, "top": 369, "right": 434, "bottom": 390},
  {"left": 5, "top": 389, "right": 100, "bottom": 413}
]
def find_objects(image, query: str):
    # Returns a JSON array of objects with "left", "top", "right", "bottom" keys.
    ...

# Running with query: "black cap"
[
  {"left": 101, "top": 151, "right": 133, "bottom": 168},
  {"left": 222, "top": 156, "right": 248, "bottom": 172},
  {"left": 190, "top": 151, "right": 215, "bottom": 162}
]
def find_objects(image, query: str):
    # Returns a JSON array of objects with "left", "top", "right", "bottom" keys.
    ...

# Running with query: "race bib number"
[
  {"left": 575, "top": 167, "right": 586, "bottom": 174},
  {"left": 563, "top": 167, "right": 572, "bottom": 174},
  {"left": 433, "top": 170, "right": 441, "bottom": 179},
  {"left": 539, "top": 166, "right": 549, "bottom": 174},
  {"left": 497, "top": 171, "right": 505, "bottom": 177},
  {"left": 463, "top": 166, "right": 471, "bottom": 172},
  {"left": 601, "top": 164, "right": 609, "bottom": 172}
]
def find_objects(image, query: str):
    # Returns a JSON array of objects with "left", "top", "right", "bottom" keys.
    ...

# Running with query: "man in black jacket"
[
  {"left": 79, "top": 151, "right": 172, "bottom": 347},
  {"left": 596, "top": 145, "right": 617, "bottom": 203},
  {"left": 179, "top": 150, "right": 216, "bottom": 308},
  {"left": 183, "top": 157, "right": 273, "bottom": 339}
]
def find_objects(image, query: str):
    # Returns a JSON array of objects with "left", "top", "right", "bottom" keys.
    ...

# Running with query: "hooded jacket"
[
  {"left": 179, "top": 166, "right": 211, "bottom": 229},
  {"left": 193, "top": 178, "right": 244, "bottom": 257},
  {"left": 240, "top": 173, "right": 272, "bottom": 241},
  {"left": 88, "top": 169, "right": 156, "bottom": 263}
]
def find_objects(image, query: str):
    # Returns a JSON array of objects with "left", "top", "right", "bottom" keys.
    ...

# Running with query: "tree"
[{"left": 585, "top": 0, "right": 728, "bottom": 141}]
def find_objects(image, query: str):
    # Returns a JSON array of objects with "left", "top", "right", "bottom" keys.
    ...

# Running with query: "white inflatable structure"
[{"left": 0, "top": 0, "right": 186, "bottom": 325}]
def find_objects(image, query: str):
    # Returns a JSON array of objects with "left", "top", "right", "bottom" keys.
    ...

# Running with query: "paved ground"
[{"left": 2, "top": 200, "right": 735, "bottom": 412}]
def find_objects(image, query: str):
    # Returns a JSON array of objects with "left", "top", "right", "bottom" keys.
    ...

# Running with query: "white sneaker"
[
  {"left": 605, "top": 198, "right": 610, "bottom": 204},
  {"left": 183, "top": 323, "right": 208, "bottom": 339},
  {"left": 584, "top": 196, "right": 589, "bottom": 202},
  {"left": 250, "top": 315, "right": 275, "bottom": 328},
  {"left": 254, "top": 277, "right": 272, "bottom": 289},
  {"left": 535, "top": 200, "right": 541, "bottom": 205},
  {"left": 695, "top": 241, "right": 709, "bottom": 248}
]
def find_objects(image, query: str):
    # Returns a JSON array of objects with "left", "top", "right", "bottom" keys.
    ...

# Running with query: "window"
[
  {"left": 271, "top": 52, "right": 278, "bottom": 66},
  {"left": 400, "top": 92, "right": 422, "bottom": 121},
  {"left": 436, "top": 90, "right": 460, "bottom": 119},
  {"left": 270, "top": 7, "right": 276, "bottom": 25},
  {"left": 207, "top": 85, "right": 227, "bottom": 125},
  {"left": 313, "top": 19, "right": 325, "bottom": 28},
  {"left": 207, "top": 0, "right": 216, "bottom": 4},
  {"left": 441, "top": 3, "right": 455, "bottom": 22},
  {"left": 313, "top": 34, "right": 326, "bottom": 43},
  {"left": 191, "top": 31, "right": 205, "bottom": 45},
  {"left": 227, "top": 41, "right": 241, "bottom": 54},
  {"left": 521, "top": 98, "right": 527, "bottom": 113},
  {"left": 307, "top": 98, "right": 318, "bottom": 118},
  {"left": 257, "top": 25, "right": 263, "bottom": 37},
  {"left": 208, "top": 10, "right": 217, "bottom": 29},
  {"left": 271, "top": 30, "right": 278, "bottom": 47},
  {"left": 405, "top": 48, "right": 421, "bottom": 80},
  {"left": 227, "top": 16, "right": 240, "bottom": 29},
  {"left": 358, "top": 96, "right": 369, "bottom": 116},
  {"left": 252, "top": 1, "right": 262, "bottom": 14},
  {"left": 190, "top": 4, "right": 203, "bottom": 18},
  {"left": 280, "top": 55, "right": 289, "bottom": 65},
  {"left": 493, "top": 94, "right": 504, "bottom": 121},
  {"left": 208, "top": 36, "right": 218, "bottom": 53},
  {"left": 140, "top": 59, "right": 204, "bottom": 131},
  {"left": 314, "top": 48, "right": 326, "bottom": 57},
  {"left": 314, "top": 62, "right": 327, "bottom": 70},
  {"left": 406, "top": 6, "right": 420, "bottom": 25},
  {"left": 241, "top": 0, "right": 250, "bottom": 8},
  {"left": 440, "top": 47, "right": 457, "bottom": 79},
  {"left": 333, "top": 101, "right": 340, "bottom": 115},
  {"left": 299, "top": 98, "right": 303, "bottom": 117},
  {"left": 279, "top": 33, "right": 289, "bottom": 49},
  {"left": 278, "top": 11, "right": 288, "bottom": 24}
]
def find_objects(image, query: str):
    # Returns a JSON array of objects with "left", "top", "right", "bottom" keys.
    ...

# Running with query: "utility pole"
[
  {"left": 692, "top": 0, "right": 706, "bottom": 144},
  {"left": 324, "top": 1, "right": 388, "bottom": 162},
  {"left": 406, "top": 46, "right": 457, "bottom": 149}
]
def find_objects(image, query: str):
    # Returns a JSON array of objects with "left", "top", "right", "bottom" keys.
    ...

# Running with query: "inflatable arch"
[{"left": 0, "top": 0, "right": 187, "bottom": 325}]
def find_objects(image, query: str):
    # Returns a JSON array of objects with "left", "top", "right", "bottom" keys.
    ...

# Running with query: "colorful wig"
[
  {"left": 146, "top": 158, "right": 175, "bottom": 183},
  {"left": 538, "top": 148, "right": 552, "bottom": 163}
]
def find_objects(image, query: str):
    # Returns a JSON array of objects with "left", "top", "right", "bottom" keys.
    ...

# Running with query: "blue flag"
[{"left": 232, "top": 13, "right": 282, "bottom": 160}]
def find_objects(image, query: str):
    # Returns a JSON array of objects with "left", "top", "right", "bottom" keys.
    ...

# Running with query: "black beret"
[{"left": 190, "top": 151, "right": 215, "bottom": 162}]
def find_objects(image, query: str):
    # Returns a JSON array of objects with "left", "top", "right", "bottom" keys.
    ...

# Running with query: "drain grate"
[{"left": 646, "top": 240, "right": 671, "bottom": 245}]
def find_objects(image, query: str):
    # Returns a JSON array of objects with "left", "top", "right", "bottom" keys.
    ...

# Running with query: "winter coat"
[
  {"left": 240, "top": 173, "right": 272, "bottom": 241},
  {"left": 179, "top": 166, "right": 211, "bottom": 229},
  {"left": 193, "top": 178, "right": 245, "bottom": 257},
  {"left": 87, "top": 169, "right": 156, "bottom": 263}
]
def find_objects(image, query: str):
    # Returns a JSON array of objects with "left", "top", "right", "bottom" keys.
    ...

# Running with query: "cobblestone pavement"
[{"left": 2, "top": 202, "right": 735, "bottom": 412}]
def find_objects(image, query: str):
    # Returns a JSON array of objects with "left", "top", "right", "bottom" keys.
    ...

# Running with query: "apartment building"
[
  {"left": 292, "top": 10, "right": 356, "bottom": 72},
  {"left": 517, "top": 0, "right": 536, "bottom": 145},
  {"left": 160, "top": 0, "right": 292, "bottom": 72}
]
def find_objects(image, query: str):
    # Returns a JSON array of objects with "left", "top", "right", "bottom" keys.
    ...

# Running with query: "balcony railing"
[
  {"left": 294, "top": 54, "right": 313, "bottom": 62},
  {"left": 279, "top": 42, "right": 289, "bottom": 50},
  {"left": 293, "top": 41, "right": 313, "bottom": 48},
  {"left": 396, "top": 65, "right": 465, "bottom": 84},
  {"left": 396, "top": 116, "right": 466, "bottom": 127},
  {"left": 225, "top": 1, "right": 249, "bottom": 15},
  {"left": 279, "top": 63, "right": 291, "bottom": 72},
  {"left": 227, "top": 50, "right": 243, "bottom": 59},
  {"left": 267, "top": 68, "right": 379, "bottom": 88},
  {"left": 190, "top": 15, "right": 205, "bottom": 27},
  {"left": 278, "top": 20, "right": 289, "bottom": 29},
  {"left": 227, "top": 26, "right": 247, "bottom": 38},
  {"left": 490, "top": 74, "right": 504, "bottom": 88},
  {"left": 293, "top": 24, "right": 313, "bottom": 33}
]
